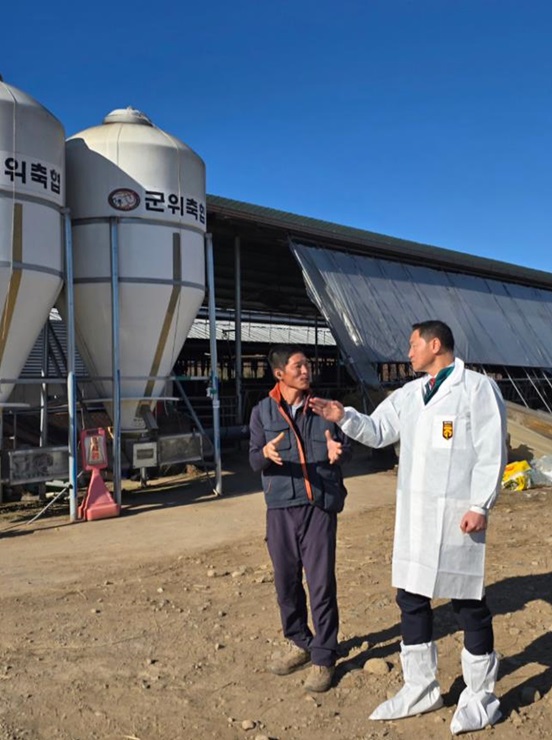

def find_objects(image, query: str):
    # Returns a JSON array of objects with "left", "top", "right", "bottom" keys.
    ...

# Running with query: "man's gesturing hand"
[
  {"left": 325, "top": 429, "right": 343, "bottom": 464},
  {"left": 309, "top": 397, "right": 345, "bottom": 423},
  {"left": 263, "top": 431, "right": 285, "bottom": 466}
]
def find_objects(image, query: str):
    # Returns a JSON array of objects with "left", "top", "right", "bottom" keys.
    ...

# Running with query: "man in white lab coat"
[{"left": 310, "top": 320, "right": 507, "bottom": 734}]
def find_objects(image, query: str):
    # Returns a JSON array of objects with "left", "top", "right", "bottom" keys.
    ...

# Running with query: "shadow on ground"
[{"left": 334, "top": 570, "right": 552, "bottom": 719}]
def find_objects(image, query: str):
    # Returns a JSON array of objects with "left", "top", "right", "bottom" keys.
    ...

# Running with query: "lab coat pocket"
[
  {"left": 438, "top": 497, "right": 484, "bottom": 549},
  {"left": 435, "top": 497, "right": 486, "bottom": 597}
]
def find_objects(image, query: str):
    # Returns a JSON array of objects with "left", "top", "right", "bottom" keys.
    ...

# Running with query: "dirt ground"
[{"left": 0, "top": 450, "right": 551, "bottom": 740}]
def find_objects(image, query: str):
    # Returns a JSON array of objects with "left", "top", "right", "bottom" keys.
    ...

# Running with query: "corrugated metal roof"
[
  {"left": 20, "top": 311, "right": 334, "bottom": 381},
  {"left": 207, "top": 194, "right": 552, "bottom": 289},
  {"left": 292, "top": 241, "right": 552, "bottom": 374},
  {"left": 188, "top": 318, "right": 336, "bottom": 346}
]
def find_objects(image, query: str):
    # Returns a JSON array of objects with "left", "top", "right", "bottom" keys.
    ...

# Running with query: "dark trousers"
[
  {"left": 396, "top": 589, "right": 494, "bottom": 655},
  {"left": 266, "top": 505, "right": 338, "bottom": 667}
]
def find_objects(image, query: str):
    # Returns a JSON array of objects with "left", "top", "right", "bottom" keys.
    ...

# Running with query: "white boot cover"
[
  {"left": 370, "top": 641, "right": 443, "bottom": 720},
  {"left": 450, "top": 649, "right": 501, "bottom": 735}
]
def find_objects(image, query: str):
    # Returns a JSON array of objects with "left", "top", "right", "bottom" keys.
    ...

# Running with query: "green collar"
[{"left": 424, "top": 363, "right": 455, "bottom": 404}]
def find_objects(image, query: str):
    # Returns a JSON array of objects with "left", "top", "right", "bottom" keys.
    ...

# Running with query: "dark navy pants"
[
  {"left": 266, "top": 505, "right": 338, "bottom": 667},
  {"left": 396, "top": 589, "right": 494, "bottom": 655}
]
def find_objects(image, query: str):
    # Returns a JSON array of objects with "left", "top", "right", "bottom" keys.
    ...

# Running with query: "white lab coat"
[{"left": 340, "top": 359, "right": 506, "bottom": 600}]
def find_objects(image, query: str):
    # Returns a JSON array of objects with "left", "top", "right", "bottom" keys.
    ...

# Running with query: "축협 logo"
[
  {"left": 108, "top": 188, "right": 141, "bottom": 211},
  {"left": 442, "top": 420, "right": 454, "bottom": 440}
]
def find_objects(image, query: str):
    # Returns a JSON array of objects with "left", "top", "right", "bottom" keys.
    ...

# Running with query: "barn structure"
[
  {"left": 17, "top": 193, "right": 552, "bottom": 438},
  {"left": 197, "top": 194, "right": 552, "bottom": 420},
  {"left": 5, "top": 192, "right": 552, "bottom": 509},
  {"left": 4, "top": 76, "right": 552, "bottom": 514}
]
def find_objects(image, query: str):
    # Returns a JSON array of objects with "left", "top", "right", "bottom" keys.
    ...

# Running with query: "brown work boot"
[
  {"left": 303, "top": 665, "right": 335, "bottom": 692},
  {"left": 268, "top": 641, "right": 310, "bottom": 675}
]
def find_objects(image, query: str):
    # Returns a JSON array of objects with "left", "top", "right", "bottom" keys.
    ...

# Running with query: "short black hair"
[
  {"left": 267, "top": 344, "right": 307, "bottom": 372},
  {"left": 412, "top": 320, "right": 455, "bottom": 351}
]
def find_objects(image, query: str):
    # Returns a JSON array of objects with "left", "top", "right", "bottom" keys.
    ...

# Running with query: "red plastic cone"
[{"left": 78, "top": 468, "right": 120, "bottom": 521}]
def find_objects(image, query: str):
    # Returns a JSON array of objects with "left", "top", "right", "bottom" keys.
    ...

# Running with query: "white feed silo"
[
  {"left": 65, "top": 107, "right": 206, "bottom": 432},
  {"left": 0, "top": 77, "right": 65, "bottom": 403}
]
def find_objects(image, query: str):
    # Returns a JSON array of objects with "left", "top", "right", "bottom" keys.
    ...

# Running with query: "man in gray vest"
[{"left": 249, "top": 344, "right": 352, "bottom": 692}]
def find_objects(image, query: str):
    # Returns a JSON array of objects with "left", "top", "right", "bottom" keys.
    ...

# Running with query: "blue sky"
[{"left": 3, "top": 0, "right": 552, "bottom": 271}]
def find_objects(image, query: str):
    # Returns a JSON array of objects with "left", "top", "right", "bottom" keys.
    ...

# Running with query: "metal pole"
[
  {"left": 206, "top": 233, "right": 222, "bottom": 495},
  {"left": 234, "top": 236, "right": 243, "bottom": 424},
  {"left": 110, "top": 219, "right": 122, "bottom": 506},
  {"left": 40, "top": 322, "right": 49, "bottom": 448},
  {"left": 503, "top": 366, "right": 529, "bottom": 408},
  {"left": 526, "top": 368, "right": 552, "bottom": 414},
  {"left": 541, "top": 367, "right": 552, "bottom": 393},
  {"left": 0, "top": 409, "right": 3, "bottom": 504},
  {"left": 64, "top": 210, "right": 79, "bottom": 522},
  {"left": 174, "top": 379, "right": 210, "bottom": 436},
  {"left": 38, "top": 322, "right": 49, "bottom": 500},
  {"left": 314, "top": 314, "right": 319, "bottom": 379}
]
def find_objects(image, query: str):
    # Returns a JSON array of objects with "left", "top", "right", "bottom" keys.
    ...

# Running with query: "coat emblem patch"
[{"left": 442, "top": 420, "right": 454, "bottom": 440}]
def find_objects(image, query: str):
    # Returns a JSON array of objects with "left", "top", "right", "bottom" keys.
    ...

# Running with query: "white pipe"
[
  {"left": 110, "top": 218, "right": 122, "bottom": 505},
  {"left": 206, "top": 233, "right": 222, "bottom": 496},
  {"left": 40, "top": 323, "right": 49, "bottom": 448},
  {"left": 64, "top": 210, "right": 79, "bottom": 522},
  {"left": 234, "top": 236, "right": 243, "bottom": 425}
]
